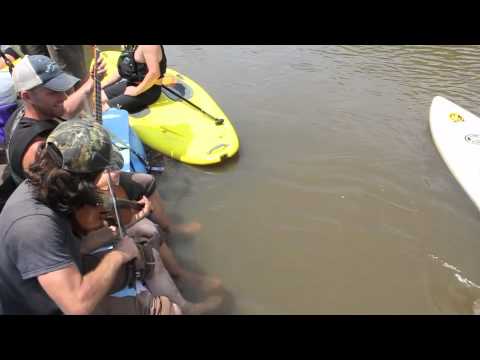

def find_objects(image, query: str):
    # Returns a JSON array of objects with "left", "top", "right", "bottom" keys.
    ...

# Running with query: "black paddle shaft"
[{"left": 161, "top": 85, "right": 224, "bottom": 126}]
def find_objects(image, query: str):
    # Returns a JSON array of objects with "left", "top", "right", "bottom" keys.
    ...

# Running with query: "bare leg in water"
[
  {"left": 158, "top": 242, "right": 223, "bottom": 294},
  {"left": 148, "top": 190, "right": 202, "bottom": 235},
  {"left": 145, "top": 248, "right": 223, "bottom": 315},
  {"left": 126, "top": 173, "right": 202, "bottom": 236},
  {"left": 127, "top": 218, "right": 222, "bottom": 294}
]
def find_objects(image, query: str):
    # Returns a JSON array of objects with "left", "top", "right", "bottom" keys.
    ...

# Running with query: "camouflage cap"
[{"left": 46, "top": 119, "right": 124, "bottom": 174}]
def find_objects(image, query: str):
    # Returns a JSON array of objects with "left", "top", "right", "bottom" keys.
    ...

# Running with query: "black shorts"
[
  {"left": 104, "top": 79, "right": 162, "bottom": 114},
  {"left": 119, "top": 172, "right": 157, "bottom": 201}
]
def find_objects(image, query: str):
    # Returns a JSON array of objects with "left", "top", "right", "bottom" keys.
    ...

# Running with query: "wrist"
[
  {"left": 85, "top": 78, "right": 94, "bottom": 94},
  {"left": 110, "top": 249, "right": 130, "bottom": 265}
]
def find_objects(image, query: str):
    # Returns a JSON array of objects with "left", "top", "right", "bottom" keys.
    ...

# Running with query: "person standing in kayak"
[
  {"left": 101, "top": 45, "right": 166, "bottom": 114},
  {"left": 0, "top": 119, "right": 181, "bottom": 314}
]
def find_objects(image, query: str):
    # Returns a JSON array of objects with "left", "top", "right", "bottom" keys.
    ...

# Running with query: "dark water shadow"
[
  {"left": 166, "top": 228, "right": 236, "bottom": 315},
  {"left": 154, "top": 162, "right": 194, "bottom": 204},
  {"left": 145, "top": 148, "right": 238, "bottom": 314}
]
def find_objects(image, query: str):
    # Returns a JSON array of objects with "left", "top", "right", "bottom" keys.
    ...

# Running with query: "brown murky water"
[{"left": 97, "top": 45, "right": 480, "bottom": 314}]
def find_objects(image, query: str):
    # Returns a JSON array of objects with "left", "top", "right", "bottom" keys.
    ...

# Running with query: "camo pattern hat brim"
[{"left": 46, "top": 119, "right": 124, "bottom": 174}]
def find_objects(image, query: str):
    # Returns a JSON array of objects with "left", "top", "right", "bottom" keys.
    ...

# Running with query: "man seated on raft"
[{"left": 0, "top": 119, "right": 182, "bottom": 315}]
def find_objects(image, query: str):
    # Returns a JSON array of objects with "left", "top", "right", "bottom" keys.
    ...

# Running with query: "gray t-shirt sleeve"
[{"left": 8, "top": 215, "right": 75, "bottom": 280}]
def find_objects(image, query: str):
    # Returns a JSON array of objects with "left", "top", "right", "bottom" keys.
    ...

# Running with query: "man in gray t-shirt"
[
  {"left": 0, "top": 180, "right": 81, "bottom": 314},
  {"left": 0, "top": 119, "right": 179, "bottom": 315}
]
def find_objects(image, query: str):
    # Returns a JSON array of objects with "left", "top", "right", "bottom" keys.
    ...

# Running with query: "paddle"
[{"left": 160, "top": 84, "right": 225, "bottom": 126}]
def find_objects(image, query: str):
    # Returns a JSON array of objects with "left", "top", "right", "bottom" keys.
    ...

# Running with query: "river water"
[{"left": 100, "top": 45, "right": 480, "bottom": 314}]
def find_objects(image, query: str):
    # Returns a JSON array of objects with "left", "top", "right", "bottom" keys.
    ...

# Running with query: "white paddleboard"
[{"left": 430, "top": 96, "right": 480, "bottom": 211}]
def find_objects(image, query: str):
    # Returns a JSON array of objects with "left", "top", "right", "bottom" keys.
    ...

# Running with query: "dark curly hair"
[{"left": 27, "top": 143, "right": 101, "bottom": 215}]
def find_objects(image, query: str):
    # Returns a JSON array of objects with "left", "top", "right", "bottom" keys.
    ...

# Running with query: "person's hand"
[
  {"left": 96, "top": 57, "right": 107, "bottom": 81},
  {"left": 108, "top": 225, "right": 118, "bottom": 237},
  {"left": 161, "top": 297, "right": 182, "bottom": 315},
  {"left": 135, "top": 196, "right": 152, "bottom": 221},
  {"left": 124, "top": 86, "right": 138, "bottom": 97},
  {"left": 90, "top": 56, "right": 108, "bottom": 81},
  {"left": 153, "top": 296, "right": 183, "bottom": 315},
  {"left": 115, "top": 235, "right": 139, "bottom": 263}
]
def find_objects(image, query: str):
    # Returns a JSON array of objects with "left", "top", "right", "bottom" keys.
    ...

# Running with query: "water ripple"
[{"left": 289, "top": 45, "right": 480, "bottom": 104}]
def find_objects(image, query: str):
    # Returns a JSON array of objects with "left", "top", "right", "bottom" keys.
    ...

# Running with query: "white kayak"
[{"left": 429, "top": 96, "right": 480, "bottom": 211}]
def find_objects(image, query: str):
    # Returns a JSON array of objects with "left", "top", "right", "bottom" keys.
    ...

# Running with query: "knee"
[
  {"left": 150, "top": 225, "right": 167, "bottom": 249},
  {"left": 143, "top": 222, "right": 166, "bottom": 249},
  {"left": 144, "top": 175, "right": 156, "bottom": 197},
  {"left": 132, "top": 173, "right": 157, "bottom": 197}
]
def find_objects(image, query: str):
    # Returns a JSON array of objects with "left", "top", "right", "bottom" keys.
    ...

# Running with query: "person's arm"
[
  {"left": 38, "top": 235, "right": 138, "bottom": 315},
  {"left": 62, "top": 57, "right": 107, "bottom": 119},
  {"left": 21, "top": 138, "right": 44, "bottom": 178},
  {"left": 124, "top": 46, "right": 161, "bottom": 97},
  {"left": 101, "top": 67, "right": 122, "bottom": 89},
  {"left": 125, "top": 195, "right": 152, "bottom": 228}
]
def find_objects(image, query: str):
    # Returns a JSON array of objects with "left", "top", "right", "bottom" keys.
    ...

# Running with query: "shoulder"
[
  {"left": 6, "top": 213, "right": 76, "bottom": 280},
  {"left": 2, "top": 197, "right": 66, "bottom": 254},
  {"left": 139, "top": 45, "right": 161, "bottom": 54},
  {"left": 11, "top": 117, "right": 57, "bottom": 141},
  {"left": 2, "top": 181, "right": 49, "bottom": 218},
  {"left": 4, "top": 104, "right": 24, "bottom": 139},
  {"left": 1, "top": 190, "right": 76, "bottom": 279}
]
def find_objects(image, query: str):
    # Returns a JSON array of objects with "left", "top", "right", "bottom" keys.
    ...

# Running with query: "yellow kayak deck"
[{"left": 100, "top": 51, "right": 239, "bottom": 165}]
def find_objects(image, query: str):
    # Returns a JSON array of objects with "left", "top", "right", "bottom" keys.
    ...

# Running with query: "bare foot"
[
  {"left": 172, "top": 303, "right": 183, "bottom": 315},
  {"left": 178, "top": 272, "right": 223, "bottom": 294},
  {"left": 184, "top": 295, "right": 223, "bottom": 315},
  {"left": 171, "top": 221, "right": 203, "bottom": 235},
  {"left": 473, "top": 299, "right": 480, "bottom": 315}
]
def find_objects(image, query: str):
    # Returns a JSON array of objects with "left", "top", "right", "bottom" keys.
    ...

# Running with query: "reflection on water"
[
  {"left": 334, "top": 46, "right": 480, "bottom": 108},
  {"left": 427, "top": 254, "right": 480, "bottom": 314},
  {"left": 108, "top": 45, "right": 480, "bottom": 314}
]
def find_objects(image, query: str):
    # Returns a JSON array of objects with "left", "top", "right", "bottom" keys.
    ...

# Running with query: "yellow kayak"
[{"left": 100, "top": 51, "right": 239, "bottom": 165}]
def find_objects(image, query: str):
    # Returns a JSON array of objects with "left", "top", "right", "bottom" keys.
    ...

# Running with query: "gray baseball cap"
[{"left": 12, "top": 55, "right": 80, "bottom": 92}]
